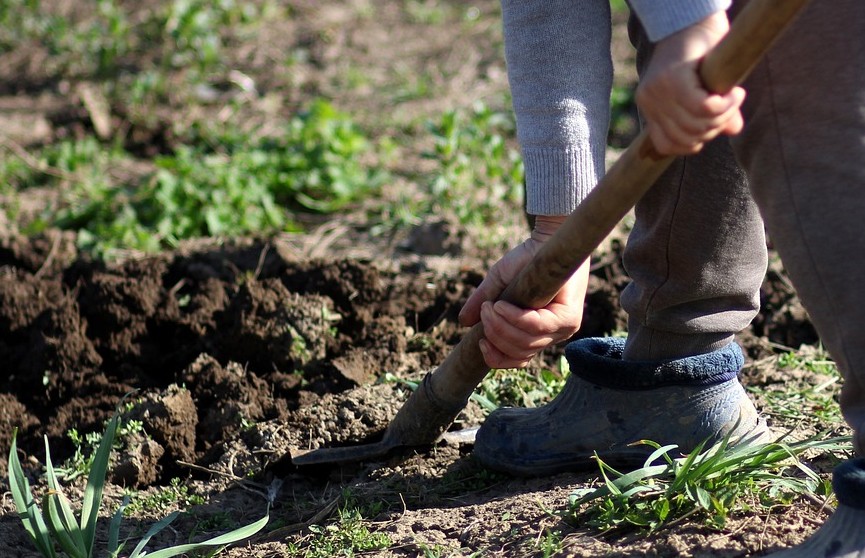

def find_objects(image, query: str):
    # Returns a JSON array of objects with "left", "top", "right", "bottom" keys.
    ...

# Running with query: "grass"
[
  {"left": 7, "top": 410, "right": 270, "bottom": 558},
  {"left": 56, "top": 417, "right": 144, "bottom": 481},
  {"left": 753, "top": 345, "right": 844, "bottom": 427},
  {"left": 285, "top": 505, "right": 391, "bottom": 558},
  {"left": 5, "top": 99, "right": 385, "bottom": 256},
  {"left": 123, "top": 477, "right": 207, "bottom": 517},
  {"left": 569, "top": 432, "right": 850, "bottom": 533},
  {"left": 423, "top": 102, "right": 524, "bottom": 227}
]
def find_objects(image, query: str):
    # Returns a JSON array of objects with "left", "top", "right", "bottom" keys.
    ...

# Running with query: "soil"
[{"left": 0, "top": 1, "right": 848, "bottom": 557}]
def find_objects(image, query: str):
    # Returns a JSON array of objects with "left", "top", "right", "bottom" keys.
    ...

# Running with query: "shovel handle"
[{"left": 390, "top": 0, "right": 812, "bottom": 446}]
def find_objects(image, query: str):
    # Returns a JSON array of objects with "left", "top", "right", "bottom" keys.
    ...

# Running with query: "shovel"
[{"left": 291, "top": 0, "right": 812, "bottom": 467}]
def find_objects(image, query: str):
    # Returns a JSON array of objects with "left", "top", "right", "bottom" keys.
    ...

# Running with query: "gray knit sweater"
[{"left": 503, "top": 0, "right": 730, "bottom": 216}]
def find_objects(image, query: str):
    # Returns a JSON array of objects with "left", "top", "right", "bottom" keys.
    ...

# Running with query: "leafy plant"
[
  {"left": 287, "top": 505, "right": 391, "bottom": 558},
  {"left": 123, "top": 477, "right": 206, "bottom": 517},
  {"left": 56, "top": 418, "right": 143, "bottom": 481},
  {"left": 4, "top": 99, "right": 384, "bottom": 256},
  {"left": 569, "top": 433, "right": 849, "bottom": 532},
  {"left": 424, "top": 102, "right": 524, "bottom": 226},
  {"left": 473, "top": 355, "right": 570, "bottom": 413},
  {"left": 8, "top": 413, "right": 269, "bottom": 558}
]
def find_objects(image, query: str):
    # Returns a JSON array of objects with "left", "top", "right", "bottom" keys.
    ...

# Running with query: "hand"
[
  {"left": 458, "top": 215, "right": 590, "bottom": 369},
  {"left": 636, "top": 12, "right": 745, "bottom": 156}
]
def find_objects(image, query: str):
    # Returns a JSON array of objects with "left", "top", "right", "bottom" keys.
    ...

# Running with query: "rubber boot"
[
  {"left": 764, "top": 458, "right": 865, "bottom": 557},
  {"left": 473, "top": 337, "right": 769, "bottom": 476}
]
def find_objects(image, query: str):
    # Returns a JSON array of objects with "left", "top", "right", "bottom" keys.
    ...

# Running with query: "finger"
[
  {"left": 493, "top": 300, "right": 580, "bottom": 342},
  {"left": 648, "top": 121, "right": 704, "bottom": 156},
  {"left": 480, "top": 303, "right": 554, "bottom": 359},
  {"left": 479, "top": 338, "right": 532, "bottom": 369},
  {"left": 459, "top": 289, "right": 484, "bottom": 326}
]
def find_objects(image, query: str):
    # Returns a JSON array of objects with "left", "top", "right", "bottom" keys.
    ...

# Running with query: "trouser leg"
[
  {"left": 620, "top": 14, "right": 768, "bottom": 361},
  {"left": 731, "top": 0, "right": 865, "bottom": 455}
]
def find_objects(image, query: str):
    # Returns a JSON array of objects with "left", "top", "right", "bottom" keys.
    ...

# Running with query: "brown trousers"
[{"left": 622, "top": 0, "right": 865, "bottom": 454}]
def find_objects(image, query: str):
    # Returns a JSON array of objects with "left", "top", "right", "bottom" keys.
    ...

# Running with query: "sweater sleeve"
[
  {"left": 502, "top": 0, "right": 613, "bottom": 215},
  {"left": 628, "top": 0, "right": 730, "bottom": 42}
]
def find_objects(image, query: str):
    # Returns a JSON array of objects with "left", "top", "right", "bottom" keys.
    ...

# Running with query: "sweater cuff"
[
  {"left": 629, "top": 0, "right": 730, "bottom": 42},
  {"left": 523, "top": 144, "right": 605, "bottom": 216}
]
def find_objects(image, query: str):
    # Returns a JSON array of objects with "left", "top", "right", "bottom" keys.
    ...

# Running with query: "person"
[{"left": 458, "top": 1, "right": 865, "bottom": 555}]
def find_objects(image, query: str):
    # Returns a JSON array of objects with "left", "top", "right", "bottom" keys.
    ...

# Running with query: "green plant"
[
  {"left": 474, "top": 357, "right": 569, "bottom": 413},
  {"left": 423, "top": 102, "right": 524, "bottom": 226},
  {"left": 8, "top": 413, "right": 269, "bottom": 558},
  {"left": 383, "top": 357, "right": 568, "bottom": 416},
  {"left": 7, "top": 99, "right": 383, "bottom": 256},
  {"left": 57, "top": 418, "right": 144, "bottom": 481},
  {"left": 288, "top": 505, "right": 391, "bottom": 558},
  {"left": 752, "top": 345, "right": 844, "bottom": 426},
  {"left": 569, "top": 433, "right": 848, "bottom": 532},
  {"left": 535, "top": 528, "right": 563, "bottom": 558},
  {"left": 124, "top": 477, "right": 207, "bottom": 517}
]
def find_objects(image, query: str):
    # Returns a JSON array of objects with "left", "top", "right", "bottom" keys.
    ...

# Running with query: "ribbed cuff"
[
  {"left": 523, "top": 143, "right": 606, "bottom": 216},
  {"left": 835, "top": 458, "right": 865, "bottom": 510},
  {"left": 629, "top": 0, "right": 730, "bottom": 42},
  {"left": 565, "top": 337, "right": 743, "bottom": 390}
]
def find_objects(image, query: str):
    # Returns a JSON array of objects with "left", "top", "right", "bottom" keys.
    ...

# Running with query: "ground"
[{"left": 0, "top": 1, "right": 853, "bottom": 556}]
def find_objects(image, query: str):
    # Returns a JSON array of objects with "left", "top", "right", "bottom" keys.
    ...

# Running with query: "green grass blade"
[
  {"left": 8, "top": 430, "right": 57, "bottom": 558},
  {"left": 43, "top": 492, "right": 86, "bottom": 558},
  {"left": 571, "top": 459, "right": 669, "bottom": 507},
  {"left": 643, "top": 443, "right": 679, "bottom": 468},
  {"left": 43, "top": 437, "right": 86, "bottom": 557},
  {"left": 128, "top": 511, "right": 181, "bottom": 558},
  {"left": 81, "top": 415, "right": 119, "bottom": 555},
  {"left": 108, "top": 495, "right": 130, "bottom": 557},
  {"left": 141, "top": 511, "right": 269, "bottom": 558}
]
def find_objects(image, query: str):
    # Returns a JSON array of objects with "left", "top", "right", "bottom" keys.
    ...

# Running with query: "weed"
[
  {"left": 124, "top": 477, "right": 206, "bottom": 517},
  {"left": 56, "top": 417, "right": 144, "bottom": 482},
  {"left": 4, "top": 99, "right": 384, "bottom": 256},
  {"left": 535, "top": 528, "right": 564, "bottom": 557},
  {"left": 423, "top": 102, "right": 524, "bottom": 227},
  {"left": 383, "top": 357, "right": 567, "bottom": 415},
  {"left": 288, "top": 506, "right": 391, "bottom": 557},
  {"left": 8, "top": 411, "right": 269, "bottom": 558},
  {"left": 474, "top": 360, "right": 568, "bottom": 413},
  {"left": 752, "top": 345, "right": 844, "bottom": 427},
  {"left": 569, "top": 433, "right": 850, "bottom": 532}
]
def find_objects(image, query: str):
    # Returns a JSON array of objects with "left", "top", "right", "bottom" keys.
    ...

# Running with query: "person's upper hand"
[
  {"left": 458, "top": 215, "right": 590, "bottom": 369},
  {"left": 636, "top": 11, "right": 745, "bottom": 156}
]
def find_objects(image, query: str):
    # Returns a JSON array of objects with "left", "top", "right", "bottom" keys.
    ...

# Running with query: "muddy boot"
[
  {"left": 473, "top": 337, "right": 769, "bottom": 476},
  {"left": 765, "top": 458, "right": 865, "bottom": 557}
]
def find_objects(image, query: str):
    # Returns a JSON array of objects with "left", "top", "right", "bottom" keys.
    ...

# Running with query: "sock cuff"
[
  {"left": 834, "top": 458, "right": 865, "bottom": 510},
  {"left": 565, "top": 337, "right": 743, "bottom": 390}
]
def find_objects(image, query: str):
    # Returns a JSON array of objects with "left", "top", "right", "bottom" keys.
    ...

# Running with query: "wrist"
[
  {"left": 658, "top": 11, "right": 729, "bottom": 57},
  {"left": 531, "top": 214, "right": 567, "bottom": 241}
]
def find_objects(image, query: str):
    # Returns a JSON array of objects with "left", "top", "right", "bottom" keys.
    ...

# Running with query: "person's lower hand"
[
  {"left": 636, "top": 11, "right": 745, "bottom": 156},
  {"left": 458, "top": 215, "right": 590, "bottom": 369}
]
